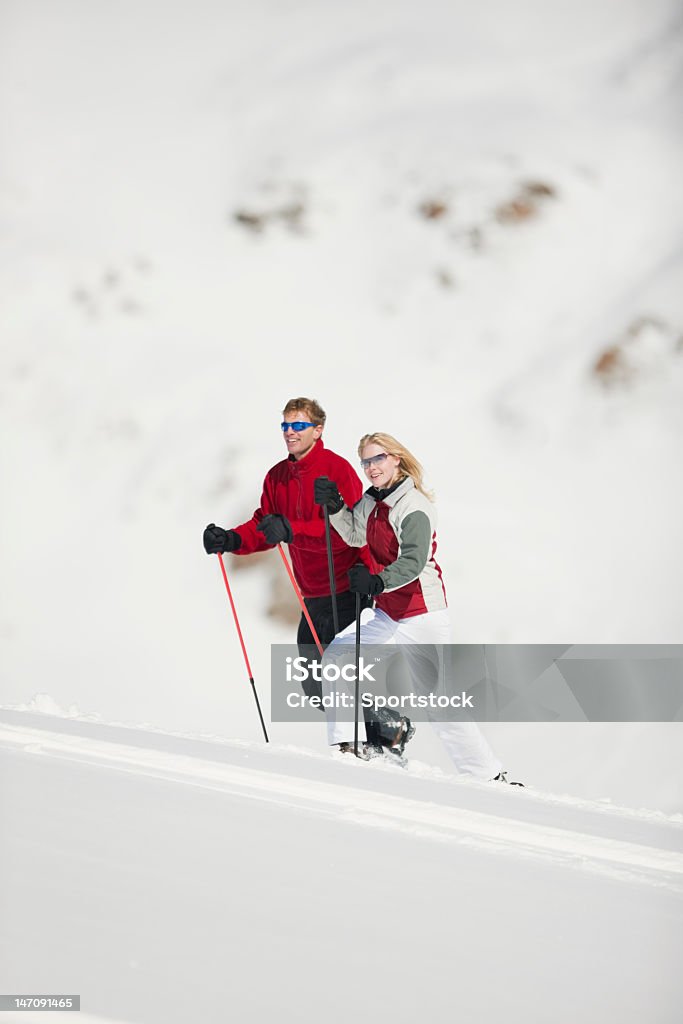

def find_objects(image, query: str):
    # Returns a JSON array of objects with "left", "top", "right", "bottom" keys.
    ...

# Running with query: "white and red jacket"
[{"left": 330, "top": 476, "right": 447, "bottom": 620}]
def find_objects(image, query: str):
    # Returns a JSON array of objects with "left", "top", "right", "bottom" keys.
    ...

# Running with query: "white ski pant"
[{"left": 322, "top": 606, "right": 502, "bottom": 780}]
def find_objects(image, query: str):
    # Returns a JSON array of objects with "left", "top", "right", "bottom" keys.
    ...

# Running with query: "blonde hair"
[
  {"left": 358, "top": 432, "right": 434, "bottom": 500},
  {"left": 282, "top": 397, "right": 326, "bottom": 426}
]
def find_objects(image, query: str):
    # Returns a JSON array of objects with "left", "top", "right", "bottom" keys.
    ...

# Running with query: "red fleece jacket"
[{"left": 233, "top": 440, "right": 370, "bottom": 598}]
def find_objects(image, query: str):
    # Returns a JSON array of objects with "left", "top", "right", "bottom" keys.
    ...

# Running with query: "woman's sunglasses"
[{"left": 360, "top": 453, "right": 389, "bottom": 469}]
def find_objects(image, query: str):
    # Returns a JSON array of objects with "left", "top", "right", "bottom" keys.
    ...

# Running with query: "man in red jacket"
[{"left": 203, "top": 397, "right": 370, "bottom": 700}]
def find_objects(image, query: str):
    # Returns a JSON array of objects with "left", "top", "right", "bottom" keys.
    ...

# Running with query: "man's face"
[{"left": 282, "top": 410, "right": 323, "bottom": 460}]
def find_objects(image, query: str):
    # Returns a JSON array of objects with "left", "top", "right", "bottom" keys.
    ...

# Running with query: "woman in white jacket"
[{"left": 315, "top": 432, "right": 512, "bottom": 782}]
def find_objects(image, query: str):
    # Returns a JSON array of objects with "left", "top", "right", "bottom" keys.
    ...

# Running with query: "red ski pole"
[
  {"left": 216, "top": 553, "right": 269, "bottom": 743},
  {"left": 276, "top": 544, "right": 324, "bottom": 657}
]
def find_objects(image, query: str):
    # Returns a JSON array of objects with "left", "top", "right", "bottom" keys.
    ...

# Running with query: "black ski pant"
[{"left": 296, "top": 589, "right": 370, "bottom": 699}]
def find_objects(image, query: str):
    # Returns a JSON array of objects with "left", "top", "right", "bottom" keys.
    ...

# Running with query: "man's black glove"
[
  {"left": 257, "top": 514, "right": 293, "bottom": 545},
  {"left": 348, "top": 564, "right": 385, "bottom": 596},
  {"left": 203, "top": 524, "right": 242, "bottom": 554},
  {"left": 314, "top": 476, "right": 344, "bottom": 514}
]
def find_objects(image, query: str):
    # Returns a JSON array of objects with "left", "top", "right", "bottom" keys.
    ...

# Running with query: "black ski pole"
[
  {"left": 323, "top": 506, "right": 340, "bottom": 636},
  {"left": 354, "top": 592, "right": 361, "bottom": 757}
]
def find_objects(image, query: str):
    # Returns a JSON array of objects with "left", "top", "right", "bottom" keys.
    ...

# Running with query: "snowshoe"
[
  {"left": 493, "top": 771, "right": 524, "bottom": 787},
  {"left": 337, "top": 740, "right": 408, "bottom": 768}
]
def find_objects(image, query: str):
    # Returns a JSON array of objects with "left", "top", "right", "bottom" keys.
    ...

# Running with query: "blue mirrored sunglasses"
[
  {"left": 360, "top": 453, "right": 389, "bottom": 469},
  {"left": 281, "top": 421, "right": 316, "bottom": 432}
]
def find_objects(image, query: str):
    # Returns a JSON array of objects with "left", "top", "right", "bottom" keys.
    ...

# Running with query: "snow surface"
[
  {"left": 1, "top": 1, "right": 683, "bottom": 1019},
  {"left": 0, "top": 0, "right": 681, "bottom": 810},
  {"left": 1, "top": 710, "right": 682, "bottom": 1023}
]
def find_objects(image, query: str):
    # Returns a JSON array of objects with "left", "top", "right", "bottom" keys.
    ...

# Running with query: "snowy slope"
[
  {"left": 1, "top": 2, "right": 682, "bottom": 830},
  {"left": 1, "top": 710, "right": 682, "bottom": 1024}
]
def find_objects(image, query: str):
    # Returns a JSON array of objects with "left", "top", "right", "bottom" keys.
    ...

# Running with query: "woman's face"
[{"left": 360, "top": 442, "right": 401, "bottom": 490}]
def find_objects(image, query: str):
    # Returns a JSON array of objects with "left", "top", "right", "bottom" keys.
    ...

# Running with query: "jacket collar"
[
  {"left": 367, "top": 475, "right": 414, "bottom": 506},
  {"left": 287, "top": 438, "right": 326, "bottom": 474}
]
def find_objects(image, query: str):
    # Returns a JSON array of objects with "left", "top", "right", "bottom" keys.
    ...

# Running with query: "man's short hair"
[{"left": 282, "top": 397, "right": 326, "bottom": 426}]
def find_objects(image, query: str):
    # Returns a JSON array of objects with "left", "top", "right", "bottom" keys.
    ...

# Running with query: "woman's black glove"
[
  {"left": 314, "top": 476, "right": 344, "bottom": 514},
  {"left": 257, "top": 514, "right": 293, "bottom": 545},
  {"left": 203, "top": 524, "right": 242, "bottom": 554},
  {"left": 348, "top": 564, "right": 385, "bottom": 596}
]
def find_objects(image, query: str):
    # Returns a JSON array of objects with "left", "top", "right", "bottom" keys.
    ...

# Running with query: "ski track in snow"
[{"left": 2, "top": 713, "right": 681, "bottom": 893}]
